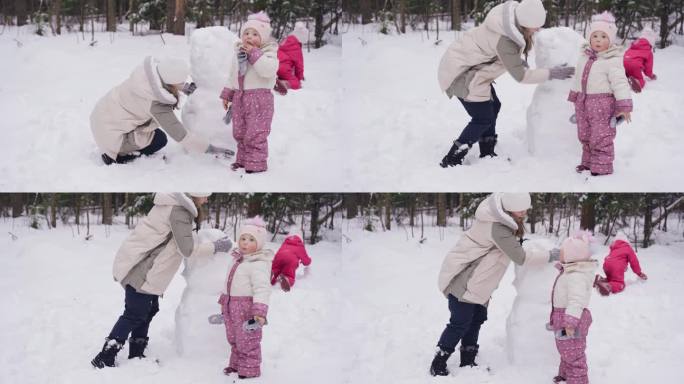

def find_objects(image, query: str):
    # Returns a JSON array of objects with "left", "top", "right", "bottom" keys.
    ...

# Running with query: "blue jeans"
[
  {"left": 456, "top": 86, "right": 501, "bottom": 145},
  {"left": 108, "top": 285, "right": 159, "bottom": 343},
  {"left": 111, "top": 129, "right": 168, "bottom": 164},
  {"left": 437, "top": 294, "right": 488, "bottom": 353}
]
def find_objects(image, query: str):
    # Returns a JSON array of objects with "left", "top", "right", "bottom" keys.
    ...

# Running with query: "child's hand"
[
  {"left": 617, "top": 111, "right": 632, "bottom": 123},
  {"left": 565, "top": 327, "right": 575, "bottom": 337},
  {"left": 639, "top": 272, "right": 648, "bottom": 280},
  {"left": 223, "top": 99, "right": 231, "bottom": 111},
  {"left": 254, "top": 316, "right": 266, "bottom": 326},
  {"left": 241, "top": 42, "right": 256, "bottom": 54},
  {"left": 649, "top": 74, "right": 657, "bottom": 80}
]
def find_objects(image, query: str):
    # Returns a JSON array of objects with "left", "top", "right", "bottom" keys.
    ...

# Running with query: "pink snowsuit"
[
  {"left": 277, "top": 36, "right": 305, "bottom": 90},
  {"left": 568, "top": 47, "right": 633, "bottom": 175},
  {"left": 549, "top": 263, "right": 595, "bottom": 384},
  {"left": 271, "top": 235, "right": 311, "bottom": 287},
  {"left": 603, "top": 240, "right": 643, "bottom": 294},
  {"left": 218, "top": 250, "right": 271, "bottom": 378},
  {"left": 220, "top": 46, "right": 277, "bottom": 172},
  {"left": 623, "top": 38, "right": 655, "bottom": 90}
]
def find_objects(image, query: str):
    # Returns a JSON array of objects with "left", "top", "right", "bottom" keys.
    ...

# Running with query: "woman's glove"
[
  {"left": 549, "top": 248, "right": 561, "bottom": 262},
  {"left": 206, "top": 144, "right": 235, "bottom": 157},
  {"left": 214, "top": 237, "right": 234, "bottom": 253},
  {"left": 549, "top": 65, "right": 575, "bottom": 80}
]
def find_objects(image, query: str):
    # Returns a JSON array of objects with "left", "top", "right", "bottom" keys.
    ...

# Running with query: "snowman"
[
  {"left": 174, "top": 228, "right": 233, "bottom": 357},
  {"left": 526, "top": 28, "right": 585, "bottom": 156},
  {"left": 181, "top": 26, "right": 239, "bottom": 152}
]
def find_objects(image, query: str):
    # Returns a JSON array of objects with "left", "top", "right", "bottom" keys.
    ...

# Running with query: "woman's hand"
[
  {"left": 254, "top": 316, "right": 266, "bottom": 326},
  {"left": 223, "top": 99, "right": 231, "bottom": 111},
  {"left": 549, "top": 65, "right": 575, "bottom": 80},
  {"left": 617, "top": 111, "right": 632, "bottom": 123}
]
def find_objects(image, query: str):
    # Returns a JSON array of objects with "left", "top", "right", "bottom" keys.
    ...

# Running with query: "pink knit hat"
[
  {"left": 561, "top": 231, "right": 592, "bottom": 263},
  {"left": 639, "top": 27, "right": 657, "bottom": 47},
  {"left": 587, "top": 11, "right": 617, "bottom": 45},
  {"left": 241, "top": 12, "right": 273, "bottom": 40},
  {"left": 239, "top": 216, "right": 268, "bottom": 251}
]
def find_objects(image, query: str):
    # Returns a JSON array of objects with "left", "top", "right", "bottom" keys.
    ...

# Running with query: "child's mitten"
[{"left": 208, "top": 313, "right": 224, "bottom": 324}]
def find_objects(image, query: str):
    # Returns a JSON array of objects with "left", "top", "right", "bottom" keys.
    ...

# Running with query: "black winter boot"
[
  {"left": 459, "top": 344, "right": 479, "bottom": 367},
  {"left": 478, "top": 135, "right": 498, "bottom": 158},
  {"left": 128, "top": 337, "right": 149, "bottom": 359},
  {"left": 440, "top": 141, "right": 470, "bottom": 167},
  {"left": 429, "top": 348, "right": 452, "bottom": 376},
  {"left": 91, "top": 338, "right": 123, "bottom": 368}
]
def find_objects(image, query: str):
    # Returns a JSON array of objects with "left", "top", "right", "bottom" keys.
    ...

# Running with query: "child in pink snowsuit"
[
  {"left": 220, "top": 12, "right": 278, "bottom": 173},
  {"left": 217, "top": 218, "right": 274, "bottom": 378},
  {"left": 548, "top": 234, "right": 597, "bottom": 384},
  {"left": 623, "top": 28, "right": 657, "bottom": 93},
  {"left": 274, "top": 22, "right": 307, "bottom": 95},
  {"left": 568, "top": 12, "right": 633, "bottom": 176},
  {"left": 594, "top": 239, "right": 647, "bottom": 295},
  {"left": 271, "top": 233, "right": 311, "bottom": 291}
]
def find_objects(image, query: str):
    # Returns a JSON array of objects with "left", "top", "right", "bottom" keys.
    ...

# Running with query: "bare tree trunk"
[
  {"left": 54, "top": 0, "right": 63, "bottom": 34},
  {"left": 580, "top": 195, "right": 596, "bottom": 232},
  {"left": 310, "top": 197, "right": 320, "bottom": 245},
  {"left": 451, "top": 0, "right": 461, "bottom": 31},
  {"left": 214, "top": 195, "right": 221, "bottom": 229},
  {"left": 50, "top": 194, "right": 58, "bottom": 228},
  {"left": 106, "top": 0, "right": 116, "bottom": 31},
  {"left": 642, "top": 197, "right": 654, "bottom": 248},
  {"left": 174, "top": 0, "right": 186, "bottom": 35},
  {"left": 399, "top": 0, "right": 406, "bottom": 33},
  {"left": 247, "top": 194, "right": 263, "bottom": 218},
  {"left": 383, "top": 194, "right": 391, "bottom": 231},
  {"left": 16, "top": 0, "right": 27, "bottom": 26},
  {"left": 345, "top": 194, "right": 358, "bottom": 219},
  {"left": 102, "top": 193, "right": 113, "bottom": 225},
  {"left": 408, "top": 194, "right": 416, "bottom": 227},
  {"left": 436, "top": 193, "right": 447, "bottom": 227},
  {"left": 11, "top": 194, "right": 23, "bottom": 218},
  {"left": 360, "top": 0, "right": 371, "bottom": 24},
  {"left": 124, "top": 193, "right": 131, "bottom": 227},
  {"left": 166, "top": 0, "right": 175, "bottom": 32}
]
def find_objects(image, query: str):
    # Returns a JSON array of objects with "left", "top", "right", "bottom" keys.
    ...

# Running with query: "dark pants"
[
  {"left": 456, "top": 86, "right": 501, "bottom": 145},
  {"left": 112, "top": 129, "right": 168, "bottom": 164},
  {"left": 437, "top": 294, "right": 488, "bottom": 354},
  {"left": 108, "top": 285, "right": 160, "bottom": 343}
]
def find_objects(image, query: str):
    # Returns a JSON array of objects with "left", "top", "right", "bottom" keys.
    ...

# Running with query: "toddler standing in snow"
[
  {"left": 568, "top": 12, "right": 633, "bottom": 176},
  {"left": 594, "top": 235, "right": 647, "bottom": 296},
  {"left": 548, "top": 233, "right": 597, "bottom": 384},
  {"left": 271, "top": 230, "right": 311, "bottom": 291},
  {"left": 623, "top": 27, "right": 658, "bottom": 93},
  {"left": 274, "top": 22, "right": 307, "bottom": 95},
  {"left": 220, "top": 12, "right": 278, "bottom": 173},
  {"left": 217, "top": 218, "right": 274, "bottom": 379}
]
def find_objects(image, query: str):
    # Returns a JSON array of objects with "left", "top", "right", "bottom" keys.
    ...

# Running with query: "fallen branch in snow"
[
  {"left": 358, "top": 37, "right": 367, "bottom": 46},
  {"left": 159, "top": 31, "right": 166, "bottom": 46},
  {"left": 8, "top": 232, "right": 18, "bottom": 241},
  {"left": 89, "top": 40, "right": 98, "bottom": 47},
  {"left": 419, "top": 237, "right": 427, "bottom": 244},
  {"left": 13, "top": 38, "right": 23, "bottom": 47},
  {"left": 434, "top": 39, "right": 442, "bottom": 46},
  {"left": 85, "top": 234, "right": 94, "bottom": 241}
]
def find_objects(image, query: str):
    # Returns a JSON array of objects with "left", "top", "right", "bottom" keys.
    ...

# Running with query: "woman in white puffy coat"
[
  {"left": 430, "top": 192, "right": 560, "bottom": 376},
  {"left": 90, "top": 193, "right": 233, "bottom": 369}
]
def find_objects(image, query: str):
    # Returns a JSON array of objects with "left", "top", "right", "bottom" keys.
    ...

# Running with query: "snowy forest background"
[
  {"left": 2, "top": 1, "right": 684, "bottom": 47},
  {"left": 2, "top": 193, "right": 682, "bottom": 249}
]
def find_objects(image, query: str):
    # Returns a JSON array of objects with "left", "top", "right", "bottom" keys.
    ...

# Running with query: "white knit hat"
[
  {"left": 239, "top": 217, "right": 268, "bottom": 251},
  {"left": 157, "top": 58, "right": 190, "bottom": 85},
  {"left": 515, "top": 0, "right": 547, "bottom": 29},
  {"left": 291, "top": 21, "right": 309, "bottom": 44},
  {"left": 588, "top": 11, "right": 617, "bottom": 45},
  {"left": 241, "top": 12, "right": 273, "bottom": 40},
  {"left": 188, "top": 193, "right": 212, "bottom": 198},
  {"left": 639, "top": 27, "right": 657, "bottom": 47},
  {"left": 561, "top": 232, "right": 592, "bottom": 263},
  {"left": 501, "top": 193, "right": 532, "bottom": 212}
]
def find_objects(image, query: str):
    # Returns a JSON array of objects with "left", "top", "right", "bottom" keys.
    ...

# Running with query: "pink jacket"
[
  {"left": 603, "top": 240, "right": 642, "bottom": 283},
  {"left": 277, "top": 36, "right": 304, "bottom": 89},
  {"left": 623, "top": 38, "right": 655, "bottom": 78},
  {"left": 271, "top": 236, "right": 311, "bottom": 285}
]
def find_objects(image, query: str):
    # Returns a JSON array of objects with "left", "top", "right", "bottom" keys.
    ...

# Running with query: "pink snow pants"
[
  {"left": 551, "top": 308, "right": 592, "bottom": 384},
  {"left": 603, "top": 263, "right": 627, "bottom": 293},
  {"left": 573, "top": 94, "right": 617, "bottom": 175},
  {"left": 232, "top": 89, "right": 274, "bottom": 172},
  {"left": 222, "top": 296, "right": 263, "bottom": 378}
]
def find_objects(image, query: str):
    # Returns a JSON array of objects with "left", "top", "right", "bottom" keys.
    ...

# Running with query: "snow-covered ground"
[
  {"left": 1, "top": 215, "right": 682, "bottom": 383},
  {"left": 343, "top": 27, "right": 684, "bottom": 191},
  {"left": 0, "top": 219, "right": 345, "bottom": 383},
  {"left": 342, "top": 218, "right": 684, "bottom": 383},
  {"left": 0, "top": 26, "right": 342, "bottom": 192}
]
